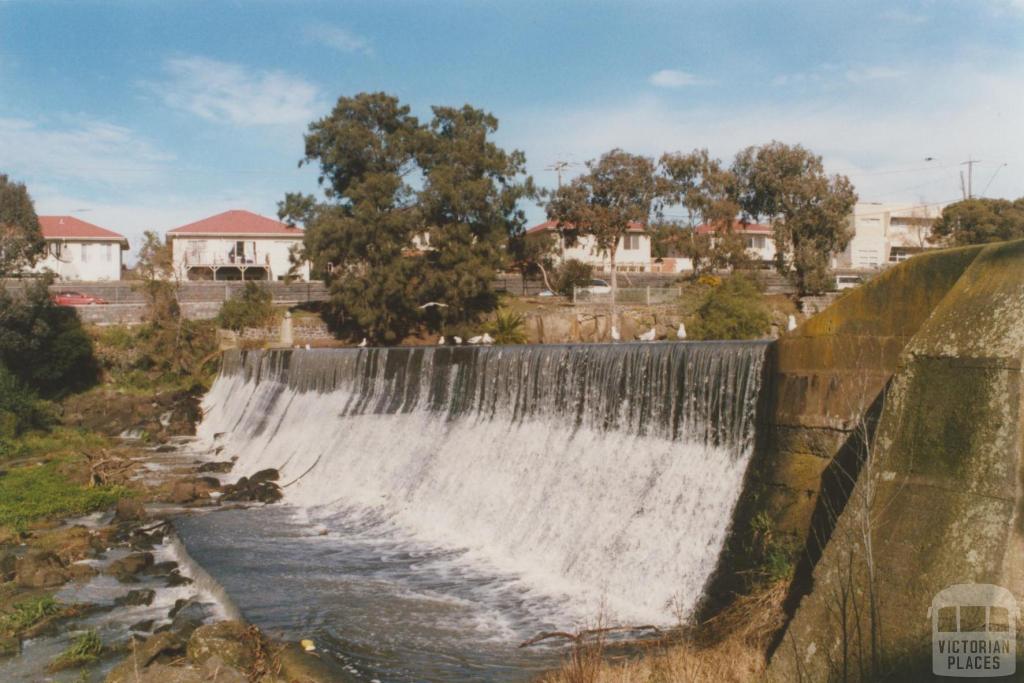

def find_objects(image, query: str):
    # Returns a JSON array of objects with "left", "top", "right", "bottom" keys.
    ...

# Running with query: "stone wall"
[{"left": 764, "top": 240, "right": 1024, "bottom": 680}]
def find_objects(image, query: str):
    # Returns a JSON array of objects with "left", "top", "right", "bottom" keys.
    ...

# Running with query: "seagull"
[
  {"left": 610, "top": 326, "right": 621, "bottom": 342},
  {"left": 358, "top": 338, "right": 368, "bottom": 347},
  {"left": 677, "top": 322, "right": 687, "bottom": 340},
  {"left": 438, "top": 336, "right": 445, "bottom": 345},
  {"left": 305, "top": 343, "right": 311, "bottom": 350},
  {"left": 453, "top": 336, "right": 463, "bottom": 344},
  {"left": 468, "top": 335, "right": 483, "bottom": 344},
  {"left": 419, "top": 302, "right": 449, "bottom": 309},
  {"left": 787, "top": 315, "right": 797, "bottom": 332},
  {"left": 481, "top": 333, "right": 494, "bottom": 344},
  {"left": 638, "top": 327, "right": 657, "bottom": 342}
]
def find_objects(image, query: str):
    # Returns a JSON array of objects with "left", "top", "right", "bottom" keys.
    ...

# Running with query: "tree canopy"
[
  {"left": 930, "top": 197, "right": 1024, "bottom": 246},
  {"left": 732, "top": 141, "right": 857, "bottom": 294},
  {"left": 283, "top": 92, "right": 533, "bottom": 344},
  {"left": 546, "top": 149, "right": 659, "bottom": 319},
  {"left": 0, "top": 174, "right": 45, "bottom": 278}
]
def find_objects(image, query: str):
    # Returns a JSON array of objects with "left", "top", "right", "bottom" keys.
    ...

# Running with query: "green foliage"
[
  {"left": 0, "top": 595, "right": 60, "bottom": 635},
  {"left": 732, "top": 141, "right": 857, "bottom": 295},
  {"left": 0, "top": 364, "right": 55, "bottom": 439},
  {"left": 554, "top": 259, "right": 593, "bottom": 297},
  {"left": 488, "top": 308, "right": 527, "bottom": 344},
  {"left": 50, "top": 630, "right": 103, "bottom": 671},
  {"left": 689, "top": 274, "right": 771, "bottom": 340},
  {"left": 289, "top": 92, "right": 534, "bottom": 344},
  {"left": 216, "top": 282, "right": 276, "bottom": 332},
  {"left": 0, "top": 174, "right": 45, "bottom": 277},
  {"left": 546, "top": 149, "right": 658, "bottom": 290},
  {"left": 506, "top": 230, "right": 557, "bottom": 287},
  {"left": 0, "top": 459, "right": 128, "bottom": 532},
  {"left": 0, "top": 277, "right": 99, "bottom": 398},
  {"left": 931, "top": 197, "right": 1024, "bottom": 245},
  {"left": 749, "top": 512, "right": 796, "bottom": 584},
  {"left": 659, "top": 148, "right": 739, "bottom": 228}
]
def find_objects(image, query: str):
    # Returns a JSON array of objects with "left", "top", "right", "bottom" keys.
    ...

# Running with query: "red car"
[{"left": 51, "top": 291, "right": 109, "bottom": 306}]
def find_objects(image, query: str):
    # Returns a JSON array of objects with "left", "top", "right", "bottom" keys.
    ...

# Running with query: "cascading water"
[{"left": 193, "top": 341, "right": 768, "bottom": 630}]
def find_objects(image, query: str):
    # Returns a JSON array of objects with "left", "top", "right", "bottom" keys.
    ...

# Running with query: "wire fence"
[{"left": 572, "top": 286, "right": 683, "bottom": 305}]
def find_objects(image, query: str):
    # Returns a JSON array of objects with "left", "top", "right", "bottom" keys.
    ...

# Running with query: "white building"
[
  {"left": 837, "top": 202, "right": 943, "bottom": 270},
  {"left": 526, "top": 220, "right": 653, "bottom": 273},
  {"left": 167, "top": 210, "right": 311, "bottom": 282},
  {"left": 651, "top": 221, "right": 775, "bottom": 273},
  {"left": 29, "top": 216, "right": 128, "bottom": 281}
]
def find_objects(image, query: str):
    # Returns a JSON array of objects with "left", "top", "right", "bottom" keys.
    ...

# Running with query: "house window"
[
  {"left": 105, "top": 243, "right": 113, "bottom": 262},
  {"left": 50, "top": 242, "right": 63, "bottom": 259},
  {"left": 623, "top": 234, "right": 641, "bottom": 250},
  {"left": 81, "top": 243, "right": 88, "bottom": 262}
]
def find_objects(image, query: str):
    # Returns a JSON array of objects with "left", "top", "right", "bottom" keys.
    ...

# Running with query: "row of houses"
[{"left": 25, "top": 201, "right": 942, "bottom": 283}]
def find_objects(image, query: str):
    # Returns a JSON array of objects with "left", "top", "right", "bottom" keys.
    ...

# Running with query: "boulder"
[
  {"left": 0, "top": 634, "right": 19, "bottom": 659},
  {"left": 197, "top": 461, "right": 233, "bottom": 474},
  {"left": 201, "top": 655, "right": 248, "bottom": 683},
  {"left": 104, "top": 631, "right": 186, "bottom": 682},
  {"left": 249, "top": 468, "right": 279, "bottom": 483},
  {"left": 130, "top": 618, "right": 155, "bottom": 633},
  {"left": 112, "top": 498, "right": 148, "bottom": 524},
  {"left": 105, "top": 551, "right": 154, "bottom": 580},
  {"left": 186, "top": 621, "right": 254, "bottom": 671},
  {"left": 15, "top": 550, "right": 69, "bottom": 588},
  {"left": 107, "top": 661, "right": 205, "bottom": 683},
  {"left": 68, "top": 562, "right": 99, "bottom": 581},
  {"left": 167, "top": 480, "right": 202, "bottom": 504},
  {"left": 115, "top": 588, "right": 156, "bottom": 606}
]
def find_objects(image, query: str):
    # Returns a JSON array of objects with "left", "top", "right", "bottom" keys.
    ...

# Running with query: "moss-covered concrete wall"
[
  {"left": 767, "top": 239, "right": 1024, "bottom": 681},
  {"left": 711, "top": 247, "right": 982, "bottom": 602}
]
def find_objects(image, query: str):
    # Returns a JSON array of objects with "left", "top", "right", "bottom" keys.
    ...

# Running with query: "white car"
[
  {"left": 579, "top": 278, "right": 611, "bottom": 294},
  {"left": 835, "top": 275, "right": 864, "bottom": 291}
]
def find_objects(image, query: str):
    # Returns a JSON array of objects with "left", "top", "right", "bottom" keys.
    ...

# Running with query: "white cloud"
[
  {"left": 153, "top": 56, "right": 321, "bottom": 126},
  {"left": 648, "top": 69, "right": 704, "bottom": 88},
  {"left": 845, "top": 65, "right": 907, "bottom": 83},
  {"left": 0, "top": 117, "right": 171, "bottom": 187},
  {"left": 505, "top": 63, "right": 1024, "bottom": 214},
  {"left": 304, "top": 23, "right": 372, "bottom": 55}
]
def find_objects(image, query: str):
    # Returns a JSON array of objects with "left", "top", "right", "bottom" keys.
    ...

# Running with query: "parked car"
[
  {"left": 579, "top": 278, "right": 611, "bottom": 295},
  {"left": 51, "top": 291, "right": 109, "bottom": 306}
]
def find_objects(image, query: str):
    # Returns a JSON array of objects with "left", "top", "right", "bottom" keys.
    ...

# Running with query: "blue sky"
[{"left": 2, "top": 0, "right": 1022, "bottom": 254}]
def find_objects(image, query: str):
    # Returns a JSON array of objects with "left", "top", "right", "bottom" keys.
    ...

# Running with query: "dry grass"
[{"left": 536, "top": 581, "right": 788, "bottom": 683}]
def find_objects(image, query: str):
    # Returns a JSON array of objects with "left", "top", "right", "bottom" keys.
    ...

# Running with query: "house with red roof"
[
  {"left": 525, "top": 220, "right": 653, "bottom": 273},
  {"left": 29, "top": 216, "right": 129, "bottom": 281},
  {"left": 696, "top": 220, "right": 777, "bottom": 263},
  {"left": 167, "top": 210, "right": 310, "bottom": 282}
]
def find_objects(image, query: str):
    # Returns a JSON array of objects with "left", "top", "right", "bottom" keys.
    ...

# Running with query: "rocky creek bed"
[{"left": 0, "top": 407, "right": 352, "bottom": 682}]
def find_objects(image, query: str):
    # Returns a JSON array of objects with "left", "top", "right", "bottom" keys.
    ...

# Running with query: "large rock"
[
  {"left": 104, "top": 631, "right": 187, "bottom": 683},
  {"left": 186, "top": 620, "right": 254, "bottom": 671},
  {"left": 14, "top": 550, "right": 68, "bottom": 588},
  {"left": 105, "top": 551, "right": 154, "bottom": 580},
  {"left": 112, "top": 498, "right": 148, "bottom": 524}
]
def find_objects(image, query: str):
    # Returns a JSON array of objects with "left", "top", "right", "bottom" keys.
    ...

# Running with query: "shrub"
[
  {"left": 0, "top": 595, "right": 60, "bottom": 636},
  {"left": 0, "top": 459, "right": 128, "bottom": 532},
  {"left": 216, "top": 282, "right": 276, "bottom": 332},
  {"left": 488, "top": 308, "right": 528, "bottom": 344},
  {"left": 689, "top": 274, "right": 771, "bottom": 341},
  {"left": 554, "top": 259, "right": 593, "bottom": 297},
  {"left": 50, "top": 629, "right": 103, "bottom": 671},
  {"left": 0, "top": 279, "right": 99, "bottom": 398},
  {"left": 0, "top": 364, "right": 55, "bottom": 439}
]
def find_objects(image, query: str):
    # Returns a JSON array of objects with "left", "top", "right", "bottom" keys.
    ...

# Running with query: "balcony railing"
[{"left": 183, "top": 253, "right": 271, "bottom": 267}]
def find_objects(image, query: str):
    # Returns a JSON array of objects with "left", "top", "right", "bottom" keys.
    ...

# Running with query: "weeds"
[
  {"left": 488, "top": 308, "right": 528, "bottom": 344},
  {"left": 0, "top": 595, "right": 61, "bottom": 635},
  {"left": 0, "top": 458, "right": 128, "bottom": 532},
  {"left": 49, "top": 629, "right": 103, "bottom": 671}
]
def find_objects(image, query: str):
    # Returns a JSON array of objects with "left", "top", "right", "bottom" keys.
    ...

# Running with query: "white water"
[{"left": 197, "top": 342, "right": 767, "bottom": 625}]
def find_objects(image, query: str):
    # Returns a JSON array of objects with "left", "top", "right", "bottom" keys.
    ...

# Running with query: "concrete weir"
[{"left": 762, "top": 240, "right": 1024, "bottom": 681}]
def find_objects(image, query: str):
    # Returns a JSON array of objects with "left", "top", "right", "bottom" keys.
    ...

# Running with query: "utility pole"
[
  {"left": 545, "top": 160, "right": 572, "bottom": 188},
  {"left": 961, "top": 157, "right": 979, "bottom": 199}
]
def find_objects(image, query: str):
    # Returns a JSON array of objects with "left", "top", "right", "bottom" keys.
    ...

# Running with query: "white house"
[
  {"left": 526, "top": 220, "right": 653, "bottom": 273},
  {"left": 28, "top": 216, "right": 128, "bottom": 281},
  {"left": 651, "top": 221, "right": 775, "bottom": 273},
  {"left": 167, "top": 210, "right": 311, "bottom": 282},
  {"left": 837, "top": 202, "right": 944, "bottom": 270}
]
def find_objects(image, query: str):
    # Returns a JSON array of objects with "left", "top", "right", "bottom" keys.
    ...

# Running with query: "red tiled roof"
[
  {"left": 168, "top": 210, "right": 304, "bottom": 237},
  {"left": 526, "top": 220, "right": 646, "bottom": 234},
  {"left": 695, "top": 220, "right": 772, "bottom": 235},
  {"left": 39, "top": 216, "right": 128, "bottom": 244}
]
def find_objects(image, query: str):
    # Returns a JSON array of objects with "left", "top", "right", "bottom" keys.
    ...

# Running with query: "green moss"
[
  {"left": 49, "top": 629, "right": 103, "bottom": 671},
  {"left": 0, "top": 458, "right": 128, "bottom": 532}
]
